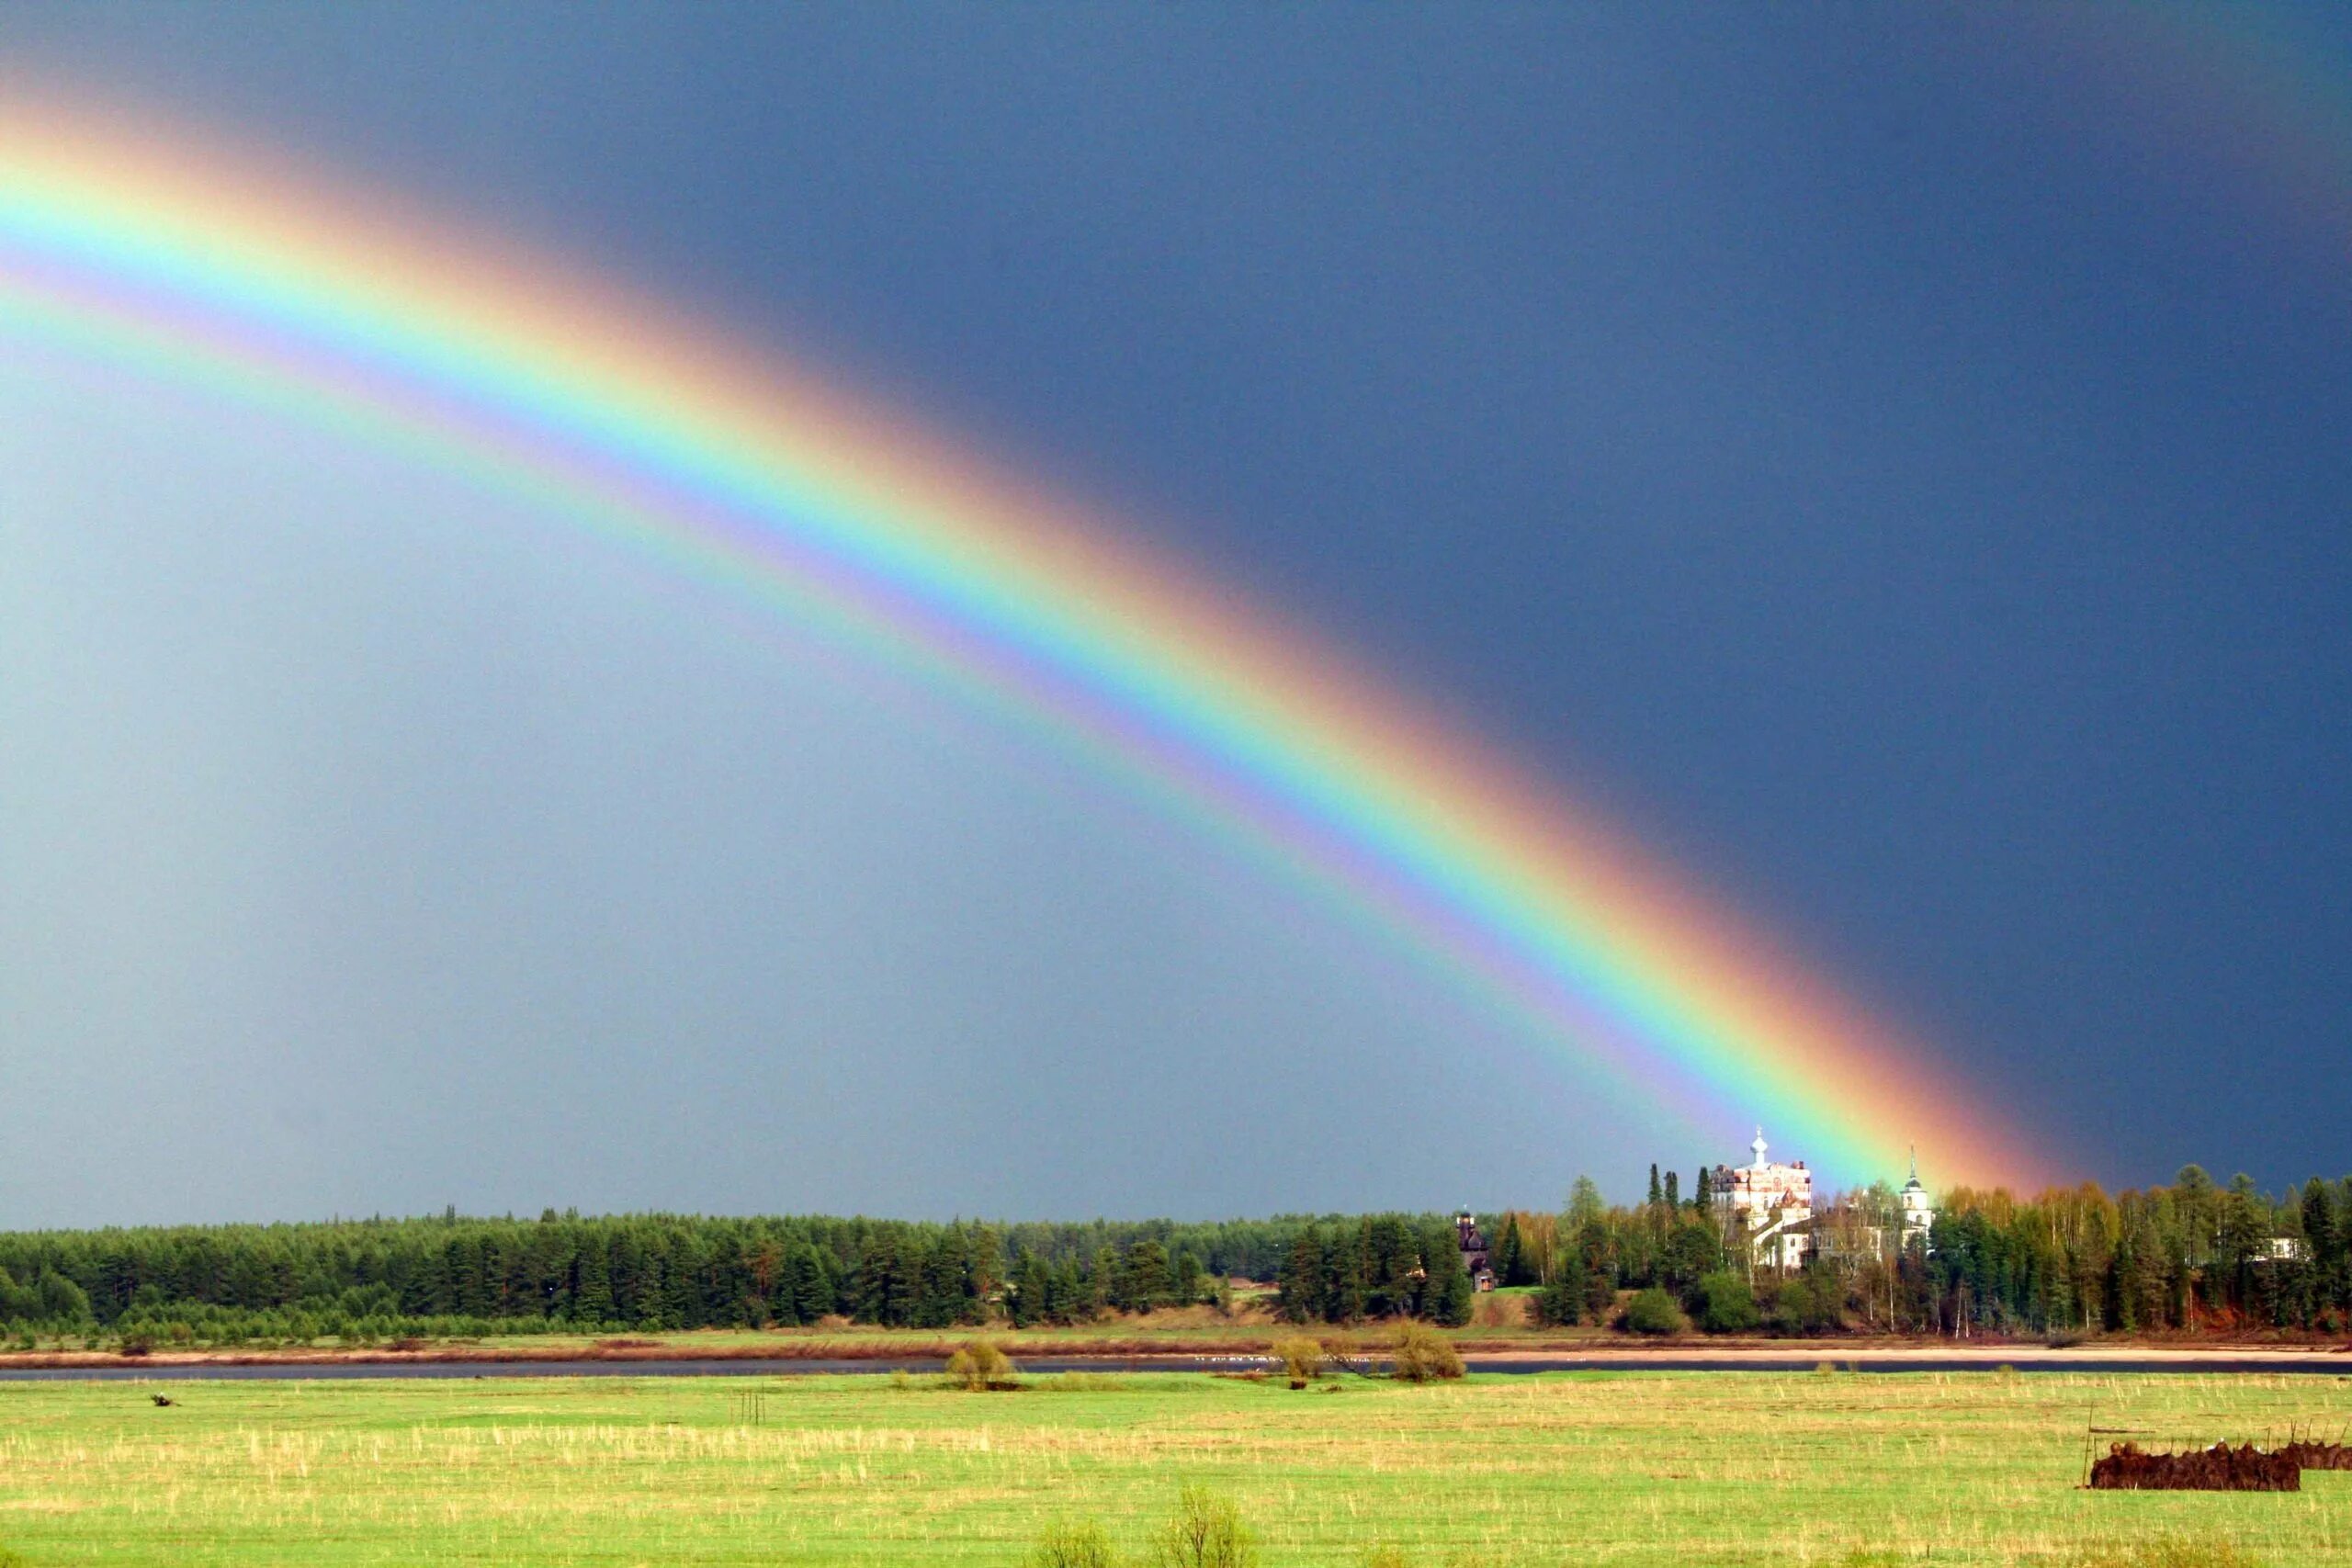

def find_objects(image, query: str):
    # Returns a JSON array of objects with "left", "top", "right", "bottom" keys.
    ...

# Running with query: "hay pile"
[
  {"left": 2088, "top": 1442, "right": 2300, "bottom": 1492},
  {"left": 2276, "top": 1440, "right": 2352, "bottom": 1472}
]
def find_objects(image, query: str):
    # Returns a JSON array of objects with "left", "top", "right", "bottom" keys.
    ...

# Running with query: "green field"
[{"left": 0, "top": 1370, "right": 2344, "bottom": 1566}]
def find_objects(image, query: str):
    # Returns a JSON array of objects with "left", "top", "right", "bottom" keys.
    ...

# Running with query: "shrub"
[
  {"left": 1623, "top": 1287, "right": 1686, "bottom": 1337},
  {"left": 1390, "top": 1321, "right": 1464, "bottom": 1382},
  {"left": 1272, "top": 1335, "right": 1325, "bottom": 1387},
  {"left": 944, "top": 1340, "right": 1017, "bottom": 1391},
  {"left": 1028, "top": 1518, "right": 1118, "bottom": 1568},
  {"left": 1767, "top": 1270, "right": 1844, "bottom": 1336},
  {"left": 1150, "top": 1485, "right": 1258, "bottom": 1568},
  {"left": 1695, "top": 1271, "right": 1760, "bottom": 1334}
]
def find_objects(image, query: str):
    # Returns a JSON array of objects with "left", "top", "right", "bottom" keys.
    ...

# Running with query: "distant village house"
[{"left": 1455, "top": 1211, "right": 1495, "bottom": 1292}]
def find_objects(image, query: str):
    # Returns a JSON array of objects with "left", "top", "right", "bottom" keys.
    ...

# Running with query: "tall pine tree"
[
  {"left": 571, "top": 1236, "right": 613, "bottom": 1327},
  {"left": 1424, "top": 1224, "right": 1475, "bottom": 1327},
  {"left": 1494, "top": 1215, "right": 1526, "bottom": 1288},
  {"left": 1276, "top": 1233, "right": 1326, "bottom": 1324}
]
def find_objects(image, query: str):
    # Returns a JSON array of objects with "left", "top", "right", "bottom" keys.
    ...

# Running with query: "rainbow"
[{"left": 0, "top": 101, "right": 2051, "bottom": 1189}]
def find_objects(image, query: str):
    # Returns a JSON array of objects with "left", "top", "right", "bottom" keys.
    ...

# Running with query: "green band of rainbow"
[{"left": 0, "top": 107, "right": 2052, "bottom": 1189}]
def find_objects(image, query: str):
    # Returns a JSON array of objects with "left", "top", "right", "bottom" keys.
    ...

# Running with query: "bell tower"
[{"left": 1900, "top": 1145, "right": 1935, "bottom": 1244}]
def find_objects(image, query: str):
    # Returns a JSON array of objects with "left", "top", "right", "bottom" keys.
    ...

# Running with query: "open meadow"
[{"left": 0, "top": 1371, "right": 2345, "bottom": 1567}]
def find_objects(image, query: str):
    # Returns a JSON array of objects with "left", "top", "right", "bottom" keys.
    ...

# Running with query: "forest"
[
  {"left": 1272, "top": 1165, "right": 2352, "bottom": 1337},
  {"left": 0, "top": 1210, "right": 1329, "bottom": 1345},
  {"left": 0, "top": 1166, "right": 2343, "bottom": 1345}
]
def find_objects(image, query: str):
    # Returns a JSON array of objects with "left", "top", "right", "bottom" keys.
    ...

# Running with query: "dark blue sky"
[{"left": 4, "top": 4, "right": 2348, "bottom": 1221}]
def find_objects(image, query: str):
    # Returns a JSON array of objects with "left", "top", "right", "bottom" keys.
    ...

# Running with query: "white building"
[
  {"left": 1713, "top": 1131, "right": 1936, "bottom": 1269},
  {"left": 1713, "top": 1128, "right": 1815, "bottom": 1270},
  {"left": 1900, "top": 1148, "right": 1936, "bottom": 1247}
]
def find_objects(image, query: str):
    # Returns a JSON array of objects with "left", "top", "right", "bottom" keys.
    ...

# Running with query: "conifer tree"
[
  {"left": 1276, "top": 1233, "right": 1325, "bottom": 1325},
  {"left": 767, "top": 1249, "right": 803, "bottom": 1327},
  {"left": 1048, "top": 1255, "right": 1089, "bottom": 1324},
  {"left": 792, "top": 1244, "right": 833, "bottom": 1325},
  {"left": 854, "top": 1232, "right": 907, "bottom": 1325},
  {"left": 1532, "top": 1257, "right": 1583, "bottom": 1327},
  {"left": 1324, "top": 1232, "right": 1366, "bottom": 1325},
  {"left": 1424, "top": 1226, "right": 1475, "bottom": 1327},
  {"left": 2303, "top": 1179, "right": 2338, "bottom": 1271},
  {"left": 1494, "top": 1215, "right": 1525, "bottom": 1288},
  {"left": 1009, "top": 1247, "right": 1051, "bottom": 1328},
  {"left": 911, "top": 1235, "right": 963, "bottom": 1328},
  {"left": 1170, "top": 1247, "right": 1204, "bottom": 1307},
  {"left": 1114, "top": 1240, "right": 1172, "bottom": 1312},
  {"left": 662, "top": 1234, "right": 704, "bottom": 1328},
  {"left": 571, "top": 1238, "right": 613, "bottom": 1327}
]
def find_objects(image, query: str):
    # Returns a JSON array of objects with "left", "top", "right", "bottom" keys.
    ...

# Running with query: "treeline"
[
  {"left": 1926, "top": 1168, "right": 2352, "bottom": 1336},
  {"left": 6, "top": 1164, "right": 2345, "bottom": 1346},
  {"left": 0, "top": 1210, "right": 1352, "bottom": 1343},
  {"left": 1272, "top": 1164, "right": 2352, "bottom": 1338}
]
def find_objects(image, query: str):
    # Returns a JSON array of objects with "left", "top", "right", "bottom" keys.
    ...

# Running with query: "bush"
[
  {"left": 1767, "top": 1270, "right": 1843, "bottom": 1336},
  {"left": 944, "top": 1339, "right": 1017, "bottom": 1391},
  {"left": 1695, "top": 1271, "right": 1760, "bottom": 1334},
  {"left": 1623, "top": 1287, "right": 1686, "bottom": 1337},
  {"left": 1150, "top": 1485, "right": 1258, "bottom": 1568},
  {"left": 1389, "top": 1321, "right": 1464, "bottom": 1382},
  {"left": 1272, "top": 1335, "right": 1325, "bottom": 1387},
  {"left": 1028, "top": 1518, "right": 1118, "bottom": 1568}
]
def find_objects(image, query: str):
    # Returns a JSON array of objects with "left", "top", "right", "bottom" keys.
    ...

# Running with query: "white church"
[{"left": 1711, "top": 1128, "right": 1934, "bottom": 1270}]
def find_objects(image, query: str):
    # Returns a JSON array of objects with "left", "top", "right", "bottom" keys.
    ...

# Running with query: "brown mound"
[
  {"left": 2088, "top": 1442, "right": 2300, "bottom": 1491},
  {"left": 2278, "top": 1441, "right": 2352, "bottom": 1472}
]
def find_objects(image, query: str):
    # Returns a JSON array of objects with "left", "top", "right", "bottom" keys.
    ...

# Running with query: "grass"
[
  {"left": 0, "top": 1371, "right": 2342, "bottom": 1564},
  {"left": 0, "top": 1299, "right": 1565, "bottom": 1362}
]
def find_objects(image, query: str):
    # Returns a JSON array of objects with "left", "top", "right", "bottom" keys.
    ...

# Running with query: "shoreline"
[{"left": 3, "top": 1334, "right": 2346, "bottom": 1375}]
